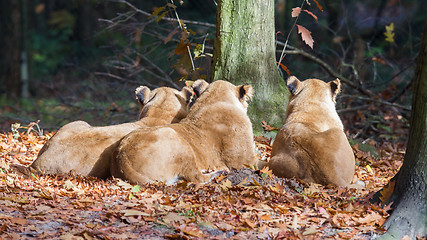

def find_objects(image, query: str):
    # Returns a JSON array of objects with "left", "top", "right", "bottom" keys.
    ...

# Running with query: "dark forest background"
[{"left": 0, "top": 0, "right": 425, "bottom": 145}]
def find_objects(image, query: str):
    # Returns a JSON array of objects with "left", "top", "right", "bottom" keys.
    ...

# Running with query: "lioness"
[
  {"left": 111, "top": 80, "right": 256, "bottom": 184},
  {"left": 264, "top": 76, "right": 355, "bottom": 186},
  {"left": 31, "top": 85, "right": 194, "bottom": 178}
]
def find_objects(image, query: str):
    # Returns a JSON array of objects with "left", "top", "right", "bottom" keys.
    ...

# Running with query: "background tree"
[
  {"left": 211, "top": 0, "right": 288, "bottom": 133},
  {"left": 0, "top": 1, "right": 22, "bottom": 99},
  {"left": 376, "top": 17, "right": 427, "bottom": 239},
  {"left": 0, "top": 0, "right": 424, "bottom": 143}
]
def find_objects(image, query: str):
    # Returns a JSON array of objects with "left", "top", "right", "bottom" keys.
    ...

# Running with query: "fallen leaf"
[
  {"left": 63, "top": 180, "right": 76, "bottom": 190},
  {"left": 379, "top": 179, "right": 395, "bottom": 204},
  {"left": 220, "top": 179, "right": 232, "bottom": 191},
  {"left": 116, "top": 178, "right": 133, "bottom": 190},
  {"left": 244, "top": 218, "right": 257, "bottom": 228},
  {"left": 260, "top": 214, "right": 272, "bottom": 221},
  {"left": 304, "top": 183, "right": 321, "bottom": 195},
  {"left": 178, "top": 225, "right": 205, "bottom": 238},
  {"left": 163, "top": 212, "right": 187, "bottom": 225},
  {"left": 216, "top": 222, "right": 235, "bottom": 231},
  {"left": 260, "top": 166, "right": 273, "bottom": 178},
  {"left": 121, "top": 209, "right": 150, "bottom": 217},
  {"left": 303, "top": 226, "right": 318, "bottom": 235},
  {"left": 366, "top": 165, "right": 374, "bottom": 174},
  {"left": 357, "top": 211, "right": 384, "bottom": 225},
  {"left": 60, "top": 233, "right": 84, "bottom": 240},
  {"left": 10, "top": 217, "right": 27, "bottom": 225},
  {"left": 291, "top": 215, "right": 298, "bottom": 229}
]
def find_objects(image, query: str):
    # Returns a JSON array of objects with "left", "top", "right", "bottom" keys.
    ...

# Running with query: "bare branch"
[
  {"left": 275, "top": 41, "right": 412, "bottom": 112},
  {"left": 134, "top": 51, "right": 180, "bottom": 89},
  {"left": 337, "top": 105, "right": 369, "bottom": 114},
  {"left": 94, "top": 72, "right": 157, "bottom": 88},
  {"left": 277, "top": 0, "right": 305, "bottom": 68},
  {"left": 275, "top": 41, "right": 374, "bottom": 97},
  {"left": 111, "top": 0, "right": 215, "bottom": 28},
  {"left": 340, "top": 94, "right": 411, "bottom": 111}
]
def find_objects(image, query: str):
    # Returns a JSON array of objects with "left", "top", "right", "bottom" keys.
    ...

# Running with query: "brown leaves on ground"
[{"left": 0, "top": 127, "right": 403, "bottom": 239}]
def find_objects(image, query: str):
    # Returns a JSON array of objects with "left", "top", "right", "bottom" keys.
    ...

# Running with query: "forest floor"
[{"left": 0, "top": 122, "right": 408, "bottom": 240}]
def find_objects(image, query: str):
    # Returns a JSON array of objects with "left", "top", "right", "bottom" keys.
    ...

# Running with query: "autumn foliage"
[{"left": 0, "top": 122, "right": 404, "bottom": 239}]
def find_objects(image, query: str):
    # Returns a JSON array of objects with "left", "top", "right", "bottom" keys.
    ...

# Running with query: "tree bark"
[
  {"left": 0, "top": 1, "right": 22, "bottom": 99},
  {"left": 377, "top": 17, "right": 427, "bottom": 239},
  {"left": 21, "top": 0, "right": 30, "bottom": 98},
  {"left": 211, "top": 0, "right": 289, "bottom": 134}
]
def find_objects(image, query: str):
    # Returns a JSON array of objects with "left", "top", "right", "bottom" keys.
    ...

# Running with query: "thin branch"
[
  {"left": 275, "top": 41, "right": 412, "bottom": 112},
  {"left": 275, "top": 41, "right": 374, "bottom": 97},
  {"left": 337, "top": 105, "right": 369, "bottom": 114},
  {"left": 389, "top": 78, "right": 413, "bottom": 103},
  {"left": 169, "top": 0, "right": 195, "bottom": 71},
  {"left": 340, "top": 94, "right": 411, "bottom": 111},
  {"left": 94, "top": 72, "right": 157, "bottom": 88},
  {"left": 134, "top": 51, "right": 180, "bottom": 89},
  {"left": 112, "top": 0, "right": 215, "bottom": 28},
  {"left": 277, "top": 0, "right": 305, "bottom": 69}
]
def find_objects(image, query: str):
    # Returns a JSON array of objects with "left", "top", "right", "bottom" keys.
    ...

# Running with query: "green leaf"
[
  {"left": 156, "top": 11, "right": 168, "bottom": 23},
  {"left": 193, "top": 44, "right": 204, "bottom": 59},
  {"left": 149, "top": 6, "right": 165, "bottom": 19},
  {"left": 166, "top": 3, "right": 176, "bottom": 9},
  {"left": 131, "top": 185, "right": 141, "bottom": 193},
  {"left": 384, "top": 23, "right": 395, "bottom": 43}
]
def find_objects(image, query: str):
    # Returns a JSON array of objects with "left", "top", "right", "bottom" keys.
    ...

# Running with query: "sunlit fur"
[
  {"left": 31, "top": 86, "right": 194, "bottom": 178},
  {"left": 261, "top": 76, "right": 355, "bottom": 187},
  {"left": 111, "top": 80, "right": 256, "bottom": 184}
]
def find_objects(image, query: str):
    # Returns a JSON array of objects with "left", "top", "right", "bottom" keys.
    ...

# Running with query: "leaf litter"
[{"left": 0, "top": 126, "right": 404, "bottom": 239}]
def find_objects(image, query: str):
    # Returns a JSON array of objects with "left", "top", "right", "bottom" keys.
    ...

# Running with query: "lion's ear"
[
  {"left": 238, "top": 85, "right": 254, "bottom": 101},
  {"left": 287, "top": 76, "right": 302, "bottom": 95},
  {"left": 181, "top": 86, "right": 196, "bottom": 107},
  {"left": 329, "top": 78, "right": 341, "bottom": 102},
  {"left": 191, "top": 79, "right": 209, "bottom": 97},
  {"left": 135, "top": 86, "right": 151, "bottom": 106}
]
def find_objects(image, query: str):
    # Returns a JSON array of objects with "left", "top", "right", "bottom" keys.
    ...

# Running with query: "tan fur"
[
  {"left": 264, "top": 76, "right": 355, "bottom": 186},
  {"left": 31, "top": 86, "right": 194, "bottom": 178},
  {"left": 111, "top": 80, "right": 256, "bottom": 184}
]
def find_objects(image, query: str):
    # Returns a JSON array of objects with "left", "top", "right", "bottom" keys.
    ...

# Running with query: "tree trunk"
[
  {"left": 377, "top": 17, "right": 427, "bottom": 239},
  {"left": 0, "top": 1, "right": 22, "bottom": 99},
  {"left": 21, "top": 0, "right": 30, "bottom": 98},
  {"left": 211, "top": 0, "right": 289, "bottom": 134}
]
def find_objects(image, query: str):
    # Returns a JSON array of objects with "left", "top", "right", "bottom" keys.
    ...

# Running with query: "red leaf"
[
  {"left": 277, "top": 62, "right": 291, "bottom": 75},
  {"left": 312, "top": 0, "right": 324, "bottom": 11},
  {"left": 296, "top": 24, "right": 314, "bottom": 49},
  {"left": 276, "top": 31, "right": 285, "bottom": 37},
  {"left": 175, "top": 40, "right": 190, "bottom": 55},
  {"left": 291, "top": 7, "right": 301, "bottom": 17},
  {"left": 261, "top": 120, "right": 280, "bottom": 131},
  {"left": 164, "top": 29, "right": 178, "bottom": 44},
  {"left": 303, "top": 9, "right": 318, "bottom": 22}
]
